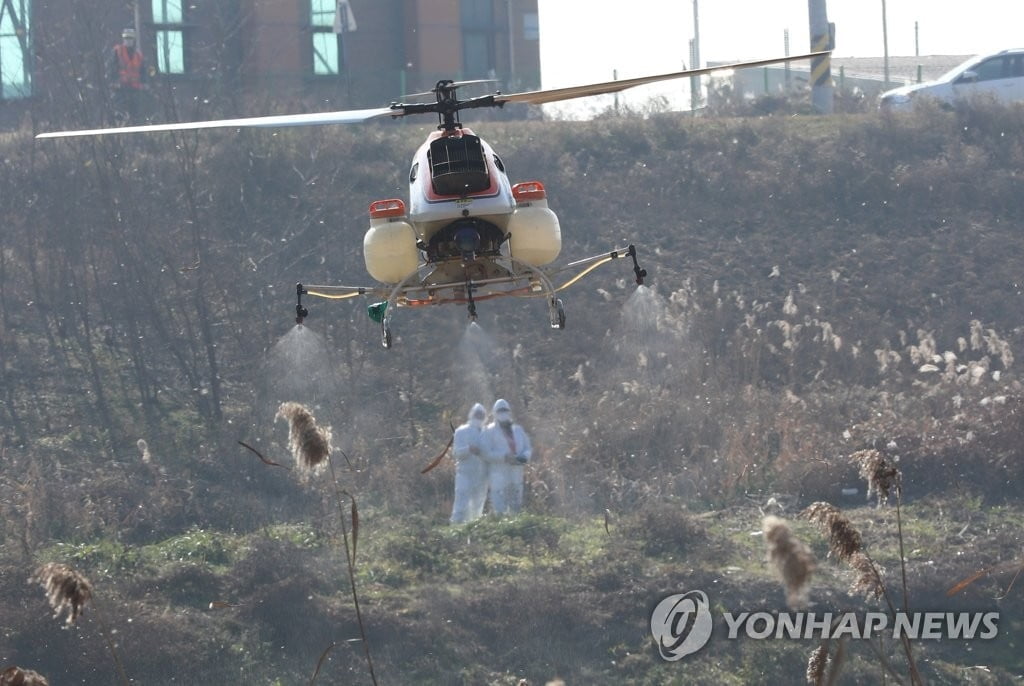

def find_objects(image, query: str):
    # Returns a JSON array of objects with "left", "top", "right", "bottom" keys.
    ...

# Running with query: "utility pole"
[
  {"left": 613, "top": 69, "right": 619, "bottom": 114},
  {"left": 914, "top": 20, "right": 919, "bottom": 57},
  {"left": 784, "top": 29, "right": 791, "bottom": 91},
  {"left": 882, "top": 0, "right": 890, "bottom": 88},
  {"left": 134, "top": 0, "right": 142, "bottom": 51},
  {"left": 690, "top": 0, "right": 701, "bottom": 111},
  {"left": 807, "top": 0, "right": 833, "bottom": 114},
  {"left": 507, "top": 0, "right": 516, "bottom": 90}
]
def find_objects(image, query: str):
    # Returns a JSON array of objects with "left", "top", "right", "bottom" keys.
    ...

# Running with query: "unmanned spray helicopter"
[{"left": 38, "top": 51, "right": 827, "bottom": 348}]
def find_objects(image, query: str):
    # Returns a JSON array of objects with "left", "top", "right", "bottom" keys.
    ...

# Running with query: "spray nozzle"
[
  {"left": 628, "top": 244, "right": 647, "bottom": 286},
  {"left": 465, "top": 279, "right": 478, "bottom": 321},
  {"left": 295, "top": 283, "right": 309, "bottom": 324}
]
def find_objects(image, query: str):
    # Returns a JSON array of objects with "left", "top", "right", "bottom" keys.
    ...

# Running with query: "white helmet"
[{"left": 492, "top": 398, "right": 511, "bottom": 415}]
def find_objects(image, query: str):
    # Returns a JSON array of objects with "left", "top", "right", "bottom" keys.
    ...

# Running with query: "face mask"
[
  {"left": 470, "top": 415, "right": 485, "bottom": 428},
  {"left": 496, "top": 411, "right": 512, "bottom": 425}
]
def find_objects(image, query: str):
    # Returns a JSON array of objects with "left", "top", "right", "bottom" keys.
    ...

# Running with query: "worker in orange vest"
[{"left": 107, "top": 27, "right": 145, "bottom": 124}]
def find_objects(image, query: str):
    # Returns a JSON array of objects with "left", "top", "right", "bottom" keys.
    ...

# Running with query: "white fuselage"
[{"left": 406, "top": 128, "right": 515, "bottom": 241}]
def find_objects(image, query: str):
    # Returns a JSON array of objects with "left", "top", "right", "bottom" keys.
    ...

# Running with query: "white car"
[{"left": 880, "top": 49, "right": 1024, "bottom": 111}]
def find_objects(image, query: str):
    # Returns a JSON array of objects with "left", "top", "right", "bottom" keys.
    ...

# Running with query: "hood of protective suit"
[
  {"left": 493, "top": 398, "right": 512, "bottom": 426},
  {"left": 468, "top": 402, "right": 487, "bottom": 429}
]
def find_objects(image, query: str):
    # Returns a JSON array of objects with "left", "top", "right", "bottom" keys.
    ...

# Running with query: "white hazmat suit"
[
  {"left": 482, "top": 399, "right": 532, "bottom": 515},
  {"left": 450, "top": 403, "right": 488, "bottom": 524}
]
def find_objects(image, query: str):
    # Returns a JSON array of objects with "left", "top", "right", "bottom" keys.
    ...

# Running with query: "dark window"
[
  {"left": 0, "top": 0, "right": 31, "bottom": 98},
  {"left": 1011, "top": 55, "right": 1024, "bottom": 78},
  {"left": 973, "top": 56, "right": 1009, "bottom": 82},
  {"left": 429, "top": 134, "right": 490, "bottom": 195},
  {"left": 152, "top": 0, "right": 185, "bottom": 74}
]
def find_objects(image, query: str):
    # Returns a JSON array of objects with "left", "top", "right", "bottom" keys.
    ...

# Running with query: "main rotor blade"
[
  {"left": 495, "top": 51, "right": 830, "bottom": 106},
  {"left": 400, "top": 79, "right": 499, "bottom": 101},
  {"left": 36, "top": 106, "right": 397, "bottom": 139}
]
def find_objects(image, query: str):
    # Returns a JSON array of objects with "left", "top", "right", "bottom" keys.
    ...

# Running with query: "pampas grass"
[
  {"left": 275, "top": 402, "right": 331, "bottom": 473},
  {"left": 848, "top": 551, "right": 884, "bottom": 600},
  {"left": 801, "top": 502, "right": 862, "bottom": 562},
  {"left": 0, "top": 666, "right": 49, "bottom": 686},
  {"left": 801, "top": 502, "right": 922, "bottom": 685},
  {"left": 763, "top": 515, "right": 816, "bottom": 609},
  {"left": 30, "top": 563, "right": 92, "bottom": 626},
  {"left": 806, "top": 643, "right": 828, "bottom": 685},
  {"left": 136, "top": 438, "right": 151, "bottom": 464},
  {"left": 29, "top": 563, "right": 129, "bottom": 684},
  {"left": 272, "top": 401, "right": 376, "bottom": 684},
  {"left": 851, "top": 449, "right": 900, "bottom": 505}
]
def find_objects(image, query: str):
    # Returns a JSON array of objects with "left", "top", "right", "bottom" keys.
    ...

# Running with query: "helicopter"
[{"left": 37, "top": 51, "right": 827, "bottom": 348}]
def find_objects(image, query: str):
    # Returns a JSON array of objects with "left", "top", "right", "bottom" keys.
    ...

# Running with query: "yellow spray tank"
[
  {"left": 506, "top": 181, "right": 561, "bottom": 266},
  {"left": 363, "top": 199, "right": 419, "bottom": 284}
]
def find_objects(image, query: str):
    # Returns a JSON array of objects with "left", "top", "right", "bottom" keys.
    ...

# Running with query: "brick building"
[{"left": 0, "top": 0, "right": 540, "bottom": 128}]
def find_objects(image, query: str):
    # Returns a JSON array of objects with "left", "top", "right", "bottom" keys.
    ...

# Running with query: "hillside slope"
[{"left": 1, "top": 103, "right": 1022, "bottom": 683}]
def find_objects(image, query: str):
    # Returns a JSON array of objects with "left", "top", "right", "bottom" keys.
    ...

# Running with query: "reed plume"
[
  {"left": 801, "top": 502, "right": 862, "bottom": 562},
  {"left": 806, "top": 643, "right": 828, "bottom": 686},
  {"left": 136, "top": 438, "right": 151, "bottom": 464},
  {"left": 29, "top": 563, "right": 130, "bottom": 684},
  {"left": 848, "top": 551, "right": 885, "bottom": 600},
  {"left": 0, "top": 666, "right": 49, "bottom": 686},
  {"left": 851, "top": 449, "right": 900, "bottom": 505},
  {"left": 763, "top": 515, "right": 816, "bottom": 609},
  {"left": 275, "top": 402, "right": 331, "bottom": 473},
  {"left": 30, "top": 563, "right": 92, "bottom": 626}
]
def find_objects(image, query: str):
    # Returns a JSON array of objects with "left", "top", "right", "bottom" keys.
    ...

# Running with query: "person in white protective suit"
[
  {"left": 450, "top": 403, "right": 489, "bottom": 524},
  {"left": 482, "top": 398, "right": 532, "bottom": 515}
]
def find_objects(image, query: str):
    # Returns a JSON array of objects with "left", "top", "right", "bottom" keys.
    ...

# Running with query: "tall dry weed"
[
  {"left": 762, "top": 515, "right": 816, "bottom": 609},
  {"left": 275, "top": 402, "right": 331, "bottom": 473},
  {"left": 30, "top": 562, "right": 93, "bottom": 626},
  {"left": 0, "top": 666, "right": 49, "bottom": 686},
  {"left": 851, "top": 449, "right": 900, "bottom": 505},
  {"left": 29, "top": 563, "right": 130, "bottom": 684}
]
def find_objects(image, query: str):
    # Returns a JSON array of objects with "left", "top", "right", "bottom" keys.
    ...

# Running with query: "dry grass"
[
  {"left": 29, "top": 563, "right": 93, "bottom": 626},
  {"left": 801, "top": 502, "right": 863, "bottom": 563},
  {"left": 0, "top": 666, "right": 49, "bottom": 686},
  {"left": 805, "top": 643, "right": 828, "bottom": 686},
  {"left": 851, "top": 449, "right": 900, "bottom": 505},
  {"left": 275, "top": 402, "right": 331, "bottom": 474},
  {"left": 763, "top": 515, "right": 816, "bottom": 609}
]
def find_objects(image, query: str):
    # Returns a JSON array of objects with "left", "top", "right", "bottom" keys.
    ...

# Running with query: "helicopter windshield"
[{"left": 428, "top": 134, "right": 490, "bottom": 196}]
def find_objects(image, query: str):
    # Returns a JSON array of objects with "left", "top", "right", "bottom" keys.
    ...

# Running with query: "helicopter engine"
[
  {"left": 363, "top": 199, "right": 419, "bottom": 284},
  {"left": 506, "top": 181, "right": 561, "bottom": 266}
]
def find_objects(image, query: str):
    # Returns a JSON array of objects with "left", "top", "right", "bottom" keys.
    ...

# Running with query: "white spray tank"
[
  {"left": 363, "top": 199, "right": 419, "bottom": 284},
  {"left": 506, "top": 181, "right": 561, "bottom": 266}
]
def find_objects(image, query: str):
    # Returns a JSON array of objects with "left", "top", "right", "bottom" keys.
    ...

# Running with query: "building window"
[
  {"left": 310, "top": 0, "right": 341, "bottom": 75},
  {"left": 152, "top": 0, "right": 185, "bottom": 74},
  {"left": 460, "top": 0, "right": 495, "bottom": 80},
  {"left": 0, "top": 0, "right": 31, "bottom": 99}
]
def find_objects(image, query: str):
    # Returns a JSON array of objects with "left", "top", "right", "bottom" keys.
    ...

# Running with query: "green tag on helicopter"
[{"left": 367, "top": 301, "right": 388, "bottom": 323}]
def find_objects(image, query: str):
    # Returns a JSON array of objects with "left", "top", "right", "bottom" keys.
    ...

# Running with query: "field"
[{"left": 1, "top": 99, "right": 1023, "bottom": 684}]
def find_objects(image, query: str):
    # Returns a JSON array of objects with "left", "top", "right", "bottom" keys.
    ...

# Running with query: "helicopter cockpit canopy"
[{"left": 428, "top": 133, "right": 490, "bottom": 196}]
